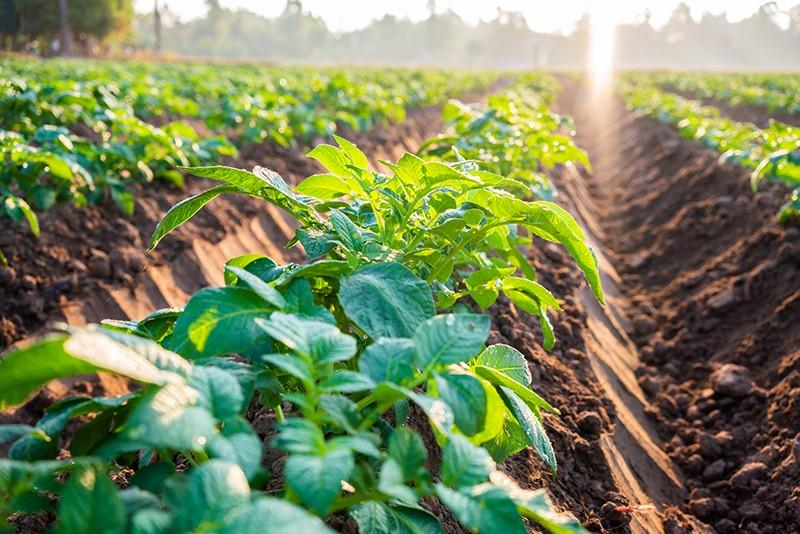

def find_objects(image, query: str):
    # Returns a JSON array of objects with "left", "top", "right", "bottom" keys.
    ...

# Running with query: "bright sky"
[{"left": 136, "top": 0, "right": 799, "bottom": 33}]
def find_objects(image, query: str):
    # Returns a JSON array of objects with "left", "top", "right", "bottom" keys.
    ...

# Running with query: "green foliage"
[
  {"left": 0, "top": 58, "right": 496, "bottom": 260},
  {"left": 0, "top": 101, "right": 596, "bottom": 530},
  {"left": 621, "top": 75, "right": 800, "bottom": 225}
]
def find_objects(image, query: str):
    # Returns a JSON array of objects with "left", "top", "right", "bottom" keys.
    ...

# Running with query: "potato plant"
[
  {"left": 0, "top": 128, "right": 600, "bottom": 532},
  {"left": 621, "top": 78, "right": 800, "bottom": 224},
  {"left": 420, "top": 74, "right": 591, "bottom": 201}
]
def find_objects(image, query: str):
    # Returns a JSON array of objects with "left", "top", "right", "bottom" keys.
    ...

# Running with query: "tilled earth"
[{"left": 560, "top": 80, "right": 800, "bottom": 533}]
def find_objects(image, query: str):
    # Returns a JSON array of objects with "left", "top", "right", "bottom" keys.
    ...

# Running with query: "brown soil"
[{"left": 560, "top": 80, "right": 800, "bottom": 533}]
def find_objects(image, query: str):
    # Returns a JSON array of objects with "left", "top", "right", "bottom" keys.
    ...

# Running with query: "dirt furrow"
[{"left": 559, "top": 80, "right": 800, "bottom": 533}]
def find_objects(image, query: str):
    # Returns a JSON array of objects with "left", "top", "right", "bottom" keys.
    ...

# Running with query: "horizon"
[{"left": 134, "top": 0, "right": 800, "bottom": 34}]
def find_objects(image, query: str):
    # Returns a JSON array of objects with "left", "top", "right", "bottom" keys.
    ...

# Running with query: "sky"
[{"left": 135, "top": 0, "right": 799, "bottom": 33}]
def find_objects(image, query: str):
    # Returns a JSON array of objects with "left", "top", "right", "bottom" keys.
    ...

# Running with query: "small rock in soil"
[
  {"left": 740, "top": 500, "right": 764, "bottom": 518},
  {"left": 699, "top": 433, "right": 722, "bottom": 459},
  {"left": 708, "top": 287, "right": 739, "bottom": 310},
  {"left": 714, "top": 519, "right": 737, "bottom": 533},
  {"left": 88, "top": 249, "right": 112, "bottom": 279},
  {"left": 576, "top": 412, "right": 603, "bottom": 438},
  {"left": 685, "top": 453, "right": 704, "bottom": 475},
  {"left": 639, "top": 375, "right": 660, "bottom": 396},
  {"left": 600, "top": 501, "right": 631, "bottom": 528},
  {"left": 633, "top": 316, "right": 656, "bottom": 336},
  {"left": 715, "top": 430, "right": 734, "bottom": 449},
  {"left": 711, "top": 364, "right": 754, "bottom": 397},
  {"left": 0, "top": 267, "right": 15, "bottom": 286},
  {"left": 20, "top": 274, "right": 37, "bottom": 291},
  {"left": 702, "top": 459, "right": 727, "bottom": 481},
  {"left": 128, "top": 250, "right": 147, "bottom": 272},
  {"left": 730, "top": 462, "right": 768, "bottom": 488},
  {"left": 785, "top": 227, "right": 800, "bottom": 240},
  {"left": 662, "top": 514, "right": 688, "bottom": 534},
  {"left": 688, "top": 497, "right": 715, "bottom": 519},
  {"left": 109, "top": 249, "right": 129, "bottom": 276}
]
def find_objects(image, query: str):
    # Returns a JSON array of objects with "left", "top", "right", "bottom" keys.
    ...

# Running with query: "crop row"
[
  {"left": 0, "top": 60, "right": 496, "bottom": 264},
  {"left": 0, "top": 77, "right": 598, "bottom": 533},
  {"left": 643, "top": 71, "right": 800, "bottom": 114},
  {"left": 620, "top": 77, "right": 800, "bottom": 223}
]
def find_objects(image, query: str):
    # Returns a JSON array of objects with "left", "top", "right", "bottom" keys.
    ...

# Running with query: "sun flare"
[{"left": 588, "top": 7, "right": 616, "bottom": 92}]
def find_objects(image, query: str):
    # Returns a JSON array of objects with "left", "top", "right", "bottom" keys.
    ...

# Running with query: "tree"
[
  {"left": 154, "top": 0, "right": 162, "bottom": 52},
  {"left": 58, "top": 0, "right": 74, "bottom": 55},
  {"left": 13, "top": 0, "right": 133, "bottom": 54}
]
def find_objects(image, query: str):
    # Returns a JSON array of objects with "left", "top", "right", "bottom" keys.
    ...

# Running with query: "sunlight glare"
[{"left": 588, "top": 6, "right": 616, "bottom": 93}]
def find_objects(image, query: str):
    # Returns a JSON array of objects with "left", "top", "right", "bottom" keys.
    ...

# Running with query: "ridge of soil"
[{"left": 561, "top": 80, "right": 800, "bottom": 533}]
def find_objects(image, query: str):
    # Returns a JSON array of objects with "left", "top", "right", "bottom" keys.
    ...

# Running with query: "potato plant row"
[
  {"left": 645, "top": 71, "right": 800, "bottom": 114},
  {"left": 620, "top": 77, "right": 800, "bottom": 223},
  {"left": 0, "top": 77, "right": 598, "bottom": 533},
  {"left": 0, "top": 60, "right": 497, "bottom": 264}
]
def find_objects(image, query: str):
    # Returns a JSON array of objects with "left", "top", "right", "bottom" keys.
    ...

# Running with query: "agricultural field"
[{"left": 1, "top": 25, "right": 800, "bottom": 534}]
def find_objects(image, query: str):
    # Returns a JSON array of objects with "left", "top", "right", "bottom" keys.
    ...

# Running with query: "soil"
[{"left": 559, "top": 79, "right": 800, "bottom": 533}]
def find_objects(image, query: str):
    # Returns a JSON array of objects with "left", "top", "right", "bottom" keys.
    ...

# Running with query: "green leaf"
[
  {"left": 55, "top": 466, "right": 125, "bottom": 534},
  {"left": 319, "top": 371, "right": 375, "bottom": 393},
  {"left": 263, "top": 354, "right": 314, "bottom": 383},
  {"left": 413, "top": 314, "right": 490, "bottom": 368},
  {"left": 220, "top": 497, "right": 334, "bottom": 533},
  {"left": 350, "top": 502, "right": 443, "bottom": 534},
  {"left": 499, "top": 387, "right": 557, "bottom": 475},
  {"left": 223, "top": 255, "right": 275, "bottom": 285},
  {"left": 272, "top": 419, "right": 326, "bottom": 455},
  {"left": 387, "top": 427, "right": 427, "bottom": 480},
  {"left": 481, "top": 411, "right": 530, "bottom": 462},
  {"left": 434, "top": 484, "right": 526, "bottom": 534},
  {"left": 329, "top": 209, "right": 364, "bottom": 252},
  {"left": 496, "top": 476, "right": 587, "bottom": 534},
  {"left": 284, "top": 449, "right": 354, "bottom": 515},
  {"left": 224, "top": 265, "right": 286, "bottom": 309},
  {"left": 149, "top": 185, "right": 238, "bottom": 250},
  {"left": 163, "top": 287, "right": 273, "bottom": 359},
  {"left": 473, "top": 365, "right": 558, "bottom": 414},
  {"left": 524, "top": 201, "right": 603, "bottom": 304},
  {"left": 207, "top": 429, "right": 263, "bottom": 481},
  {"left": 0, "top": 425, "right": 47, "bottom": 445},
  {"left": 334, "top": 135, "right": 369, "bottom": 169},
  {"left": 475, "top": 344, "right": 531, "bottom": 386},
  {"left": 358, "top": 338, "right": 416, "bottom": 385},
  {"left": 434, "top": 373, "right": 486, "bottom": 437},
  {"left": 121, "top": 381, "right": 216, "bottom": 452},
  {"left": 4, "top": 196, "right": 39, "bottom": 237},
  {"left": 181, "top": 165, "right": 269, "bottom": 194},
  {"left": 307, "top": 144, "right": 352, "bottom": 178},
  {"left": 339, "top": 263, "right": 434, "bottom": 339},
  {"left": 0, "top": 336, "right": 95, "bottom": 409},
  {"left": 258, "top": 313, "right": 356, "bottom": 363},
  {"left": 170, "top": 460, "right": 251, "bottom": 532},
  {"left": 440, "top": 434, "right": 494, "bottom": 488},
  {"left": 296, "top": 174, "right": 350, "bottom": 199}
]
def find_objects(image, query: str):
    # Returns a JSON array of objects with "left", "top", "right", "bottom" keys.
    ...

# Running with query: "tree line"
[{"left": 2, "top": 0, "right": 800, "bottom": 69}]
